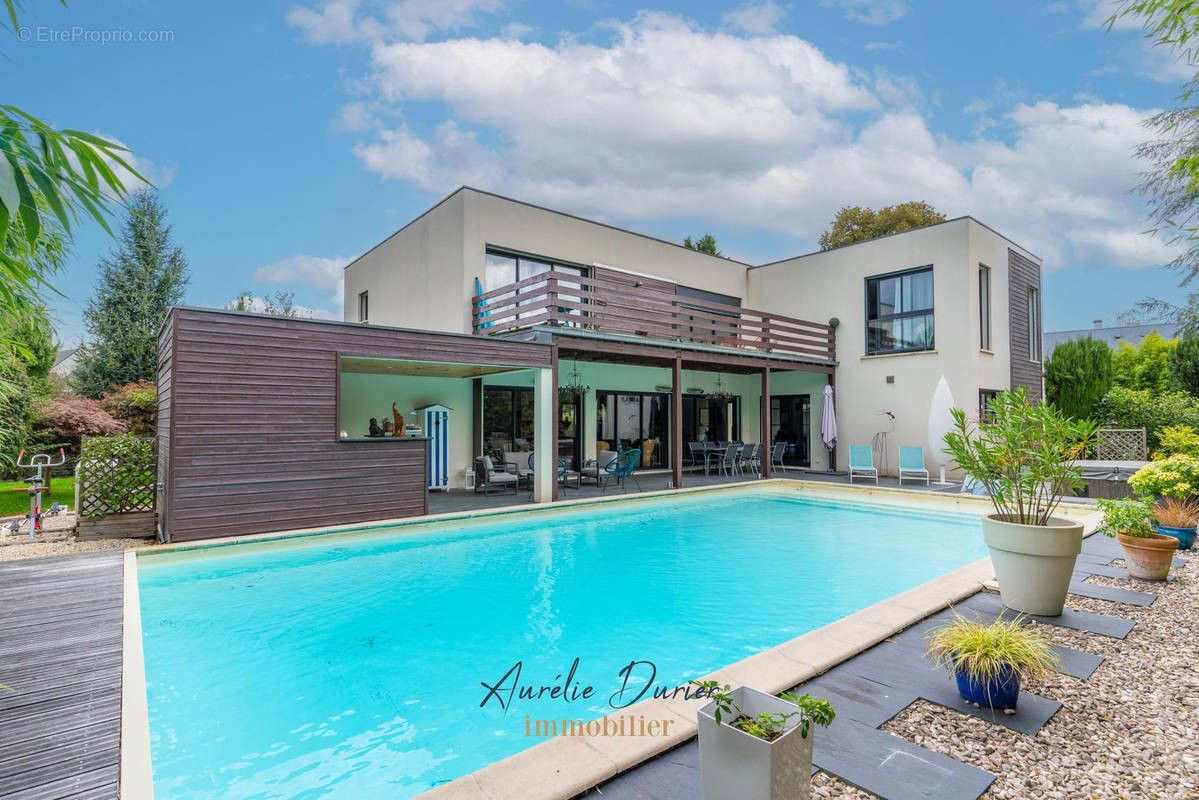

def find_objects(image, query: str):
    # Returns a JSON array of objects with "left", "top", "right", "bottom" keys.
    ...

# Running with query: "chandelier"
[
  {"left": 708, "top": 374, "right": 733, "bottom": 402},
  {"left": 561, "top": 361, "right": 590, "bottom": 395}
]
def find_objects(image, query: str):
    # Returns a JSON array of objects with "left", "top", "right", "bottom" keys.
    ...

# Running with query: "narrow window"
[
  {"left": 978, "top": 264, "right": 991, "bottom": 350},
  {"left": 979, "top": 389, "right": 999, "bottom": 421},
  {"left": 1027, "top": 286, "right": 1040, "bottom": 361},
  {"left": 357, "top": 290, "right": 369, "bottom": 323}
]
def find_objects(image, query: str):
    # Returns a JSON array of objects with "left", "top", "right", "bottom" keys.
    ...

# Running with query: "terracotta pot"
[{"left": 1117, "top": 532, "right": 1179, "bottom": 581}]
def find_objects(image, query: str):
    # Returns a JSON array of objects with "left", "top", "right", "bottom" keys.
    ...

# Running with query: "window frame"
[
  {"left": 978, "top": 264, "right": 991, "bottom": 350},
  {"left": 863, "top": 265, "right": 936, "bottom": 356},
  {"left": 357, "top": 290, "right": 369, "bottom": 323},
  {"left": 1027, "top": 286, "right": 1041, "bottom": 362}
]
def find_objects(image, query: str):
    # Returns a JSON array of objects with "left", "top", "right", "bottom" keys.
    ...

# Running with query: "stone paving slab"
[
  {"left": 958, "top": 592, "right": 1136, "bottom": 639},
  {"left": 1067, "top": 577, "right": 1156, "bottom": 606}
]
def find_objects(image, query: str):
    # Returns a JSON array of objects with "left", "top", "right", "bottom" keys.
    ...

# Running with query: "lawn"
[{"left": 0, "top": 477, "right": 75, "bottom": 518}]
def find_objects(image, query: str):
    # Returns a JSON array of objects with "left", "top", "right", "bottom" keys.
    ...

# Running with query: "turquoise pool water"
[{"left": 138, "top": 487, "right": 988, "bottom": 799}]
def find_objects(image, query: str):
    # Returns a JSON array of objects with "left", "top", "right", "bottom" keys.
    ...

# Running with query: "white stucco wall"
[{"left": 747, "top": 219, "right": 1037, "bottom": 476}]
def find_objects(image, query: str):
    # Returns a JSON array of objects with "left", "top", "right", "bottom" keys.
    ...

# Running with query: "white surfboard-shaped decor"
[{"left": 927, "top": 375, "right": 956, "bottom": 484}]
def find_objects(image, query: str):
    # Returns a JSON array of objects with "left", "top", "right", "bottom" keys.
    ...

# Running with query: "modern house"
[{"left": 155, "top": 187, "right": 1041, "bottom": 542}]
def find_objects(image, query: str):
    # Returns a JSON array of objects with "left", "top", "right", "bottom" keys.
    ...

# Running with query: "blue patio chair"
[
  {"left": 601, "top": 449, "right": 642, "bottom": 494},
  {"left": 897, "top": 446, "right": 930, "bottom": 486},
  {"left": 527, "top": 452, "right": 580, "bottom": 493},
  {"left": 848, "top": 445, "right": 878, "bottom": 484}
]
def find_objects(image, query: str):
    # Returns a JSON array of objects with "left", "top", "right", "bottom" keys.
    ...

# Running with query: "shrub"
[
  {"left": 1128, "top": 454, "right": 1199, "bottom": 499},
  {"left": 78, "top": 435, "right": 155, "bottom": 518},
  {"left": 1112, "top": 331, "right": 1177, "bottom": 392},
  {"left": 29, "top": 395, "right": 126, "bottom": 459},
  {"left": 1155, "top": 496, "right": 1199, "bottom": 528},
  {"left": 1154, "top": 424, "right": 1199, "bottom": 458},
  {"left": 99, "top": 380, "right": 157, "bottom": 434},
  {"left": 1169, "top": 338, "right": 1199, "bottom": 395},
  {"left": 1043, "top": 338, "right": 1112, "bottom": 420},
  {"left": 1096, "top": 387, "right": 1199, "bottom": 452},
  {"left": 1097, "top": 496, "right": 1157, "bottom": 538},
  {"left": 926, "top": 613, "right": 1058, "bottom": 685}
]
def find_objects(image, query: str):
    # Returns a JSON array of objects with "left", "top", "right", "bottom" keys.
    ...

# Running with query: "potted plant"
[
  {"left": 1152, "top": 496, "right": 1197, "bottom": 550},
  {"left": 692, "top": 681, "right": 835, "bottom": 800},
  {"left": 1097, "top": 497, "right": 1180, "bottom": 580},
  {"left": 942, "top": 388, "right": 1098, "bottom": 616},
  {"left": 926, "top": 612, "right": 1058, "bottom": 713}
]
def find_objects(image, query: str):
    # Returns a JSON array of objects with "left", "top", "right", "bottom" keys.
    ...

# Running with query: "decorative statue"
[
  {"left": 368, "top": 417, "right": 382, "bottom": 437},
  {"left": 382, "top": 419, "right": 394, "bottom": 435},
  {"left": 393, "top": 402, "right": 405, "bottom": 437}
]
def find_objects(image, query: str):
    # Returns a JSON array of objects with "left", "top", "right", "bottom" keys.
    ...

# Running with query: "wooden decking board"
[{"left": 0, "top": 551, "right": 123, "bottom": 800}]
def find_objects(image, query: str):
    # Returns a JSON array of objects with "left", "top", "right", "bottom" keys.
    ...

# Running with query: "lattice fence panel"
[
  {"left": 1097, "top": 428, "right": 1147, "bottom": 461},
  {"left": 78, "top": 435, "right": 156, "bottom": 518}
]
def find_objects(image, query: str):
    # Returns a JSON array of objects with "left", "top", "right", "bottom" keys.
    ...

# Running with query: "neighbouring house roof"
[
  {"left": 50, "top": 347, "right": 79, "bottom": 377},
  {"left": 1043, "top": 323, "right": 1182, "bottom": 355}
]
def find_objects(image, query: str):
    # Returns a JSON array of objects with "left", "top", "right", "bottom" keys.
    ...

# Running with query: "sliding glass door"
[
  {"left": 595, "top": 391, "right": 669, "bottom": 468},
  {"left": 681, "top": 395, "right": 741, "bottom": 444},
  {"left": 483, "top": 386, "right": 535, "bottom": 455},
  {"left": 770, "top": 394, "right": 810, "bottom": 467}
]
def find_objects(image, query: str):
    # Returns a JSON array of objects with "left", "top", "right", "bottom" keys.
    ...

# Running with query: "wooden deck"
[{"left": 0, "top": 551, "right": 124, "bottom": 800}]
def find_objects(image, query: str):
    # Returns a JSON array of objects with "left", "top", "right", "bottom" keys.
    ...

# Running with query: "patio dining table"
[{"left": 695, "top": 442, "right": 730, "bottom": 476}]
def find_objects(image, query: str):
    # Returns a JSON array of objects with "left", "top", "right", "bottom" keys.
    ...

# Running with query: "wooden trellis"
[
  {"left": 1096, "top": 428, "right": 1147, "bottom": 461},
  {"left": 76, "top": 436, "right": 157, "bottom": 539}
]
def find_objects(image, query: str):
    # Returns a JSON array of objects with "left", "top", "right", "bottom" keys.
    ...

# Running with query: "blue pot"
[
  {"left": 954, "top": 663, "right": 1021, "bottom": 710},
  {"left": 1155, "top": 524, "right": 1196, "bottom": 550}
]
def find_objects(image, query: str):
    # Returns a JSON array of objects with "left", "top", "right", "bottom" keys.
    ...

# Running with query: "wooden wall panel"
[
  {"left": 160, "top": 308, "right": 551, "bottom": 542},
  {"left": 1007, "top": 249, "right": 1043, "bottom": 400}
]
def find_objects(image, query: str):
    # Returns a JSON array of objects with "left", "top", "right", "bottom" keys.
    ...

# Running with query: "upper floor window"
[
  {"left": 1028, "top": 286, "right": 1041, "bottom": 361},
  {"left": 865, "top": 266, "right": 934, "bottom": 355},
  {"left": 979, "top": 264, "right": 991, "bottom": 350},
  {"left": 357, "top": 290, "right": 369, "bottom": 323}
]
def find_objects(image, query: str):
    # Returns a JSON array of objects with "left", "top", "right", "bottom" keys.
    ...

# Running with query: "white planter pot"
[
  {"left": 697, "top": 686, "right": 814, "bottom": 800},
  {"left": 981, "top": 513, "right": 1083, "bottom": 616}
]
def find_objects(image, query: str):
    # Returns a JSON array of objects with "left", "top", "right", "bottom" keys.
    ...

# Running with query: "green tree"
[
  {"left": 1122, "top": 292, "right": 1199, "bottom": 337},
  {"left": 0, "top": 299, "right": 56, "bottom": 473},
  {"left": 226, "top": 289, "right": 312, "bottom": 318},
  {"left": 818, "top": 201, "right": 946, "bottom": 250},
  {"left": 1043, "top": 338, "right": 1113, "bottom": 420},
  {"left": 683, "top": 234, "right": 720, "bottom": 256},
  {"left": 1169, "top": 336, "right": 1199, "bottom": 394},
  {"left": 1111, "top": 331, "right": 1178, "bottom": 392},
  {"left": 73, "top": 192, "right": 188, "bottom": 397}
]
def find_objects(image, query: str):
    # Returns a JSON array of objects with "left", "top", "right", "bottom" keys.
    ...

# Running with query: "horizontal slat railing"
[{"left": 473, "top": 270, "right": 835, "bottom": 361}]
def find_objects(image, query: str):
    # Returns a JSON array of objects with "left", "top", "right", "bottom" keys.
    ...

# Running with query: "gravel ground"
[
  {"left": 0, "top": 511, "right": 152, "bottom": 561},
  {"left": 811, "top": 553, "right": 1198, "bottom": 799}
]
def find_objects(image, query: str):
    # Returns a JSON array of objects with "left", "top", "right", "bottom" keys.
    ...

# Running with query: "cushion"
[
  {"left": 483, "top": 456, "right": 495, "bottom": 471},
  {"left": 491, "top": 471, "right": 517, "bottom": 483}
]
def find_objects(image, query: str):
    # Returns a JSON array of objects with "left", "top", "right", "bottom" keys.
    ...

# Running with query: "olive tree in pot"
[
  {"left": 692, "top": 681, "right": 834, "bottom": 800},
  {"left": 942, "top": 389, "right": 1097, "bottom": 616},
  {"left": 1097, "top": 497, "right": 1180, "bottom": 581}
]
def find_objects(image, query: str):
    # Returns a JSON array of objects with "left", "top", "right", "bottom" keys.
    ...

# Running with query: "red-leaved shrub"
[
  {"left": 30, "top": 395, "right": 127, "bottom": 458},
  {"left": 100, "top": 380, "right": 157, "bottom": 435}
]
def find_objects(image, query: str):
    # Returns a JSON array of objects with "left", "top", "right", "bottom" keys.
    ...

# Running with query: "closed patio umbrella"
[{"left": 820, "top": 384, "right": 837, "bottom": 452}]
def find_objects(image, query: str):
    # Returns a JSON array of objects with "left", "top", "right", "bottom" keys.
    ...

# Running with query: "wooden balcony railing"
[{"left": 472, "top": 269, "right": 836, "bottom": 362}]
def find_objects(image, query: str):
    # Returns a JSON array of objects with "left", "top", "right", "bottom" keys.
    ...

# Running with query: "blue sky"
[{"left": 6, "top": 0, "right": 1191, "bottom": 344}]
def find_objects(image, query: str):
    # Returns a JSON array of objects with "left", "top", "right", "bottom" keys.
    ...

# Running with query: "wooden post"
[
  {"left": 551, "top": 344, "right": 560, "bottom": 502},
  {"left": 672, "top": 355, "right": 683, "bottom": 490},
  {"left": 761, "top": 367, "right": 771, "bottom": 479},
  {"left": 827, "top": 371, "right": 837, "bottom": 472}
]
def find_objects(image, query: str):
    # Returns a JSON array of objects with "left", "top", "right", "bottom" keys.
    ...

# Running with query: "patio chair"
[
  {"left": 474, "top": 456, "right": 519, "bottom": 495},
  {"left": 687, "top": 441, "right": 706, "bottom": 468},
  {"left": 848, "top": 445, "right": 878, "bottom": 484},
  {"left": 718, "top": 443, "right": 742, "bottom": 477},
  {"left": 600, "top": 449, "right": 642, "bottom": 494},
  {"left": 741, "top": 443, "right": 761, "bottom": 476},
  {"left": 526, "top": 452, "right": 581, "bottom": 494},
  {"left": 898, "top": 446, "right": 930, "bottom": 486},
  {"left": 503, "top": 450, "right": 534, "bottom": 486},
  {"left": 580, "top": 450, "right": 618, "bottom": 484},
  {"left": 770, "top": 441, "right": 787, "bottom": 472}
]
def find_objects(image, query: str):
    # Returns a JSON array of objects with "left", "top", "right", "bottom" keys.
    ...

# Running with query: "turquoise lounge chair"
[
  {"left": 898, "top": 446, "right": 930, "bottom": 486},
  {"left": 848, "top": 445, "right": 878, "bottom": 484}
]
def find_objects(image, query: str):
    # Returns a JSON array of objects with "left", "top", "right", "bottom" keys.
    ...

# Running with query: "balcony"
[{"left": 472, "top": 269, "right": 836, "bottom": 362}]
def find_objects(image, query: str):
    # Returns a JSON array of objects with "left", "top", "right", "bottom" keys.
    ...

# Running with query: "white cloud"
[
  {"left": 335, "top": 101, "right": 377, "bottom": 132},
  {"left": 253, "top": 254, "right": 351, "bottom": 301},
  {"left": 306, "top": 10, "right": 1174, "bottom": 274},
  {"left": 865, "top": 40, "right": 901, "bottom": 51},
  {"left": 288, "top": 0, "right": 503, "bottom": 43},
  {"left": 232, "top": 294, "right": 340, "bottom": 320},
  {"left": 821, "top": 0, "right": 909, "bottom": 26},
  {"left": 84, "top": 133, "right": 173, "bottom": 194},
  {"left": 722, "top": 1, "right": 786, "bottom": 35},
  {"left": 1082, "top": 0, "right": 1199, "bottom": 82},
  {"left": 500, "top": 22, "right": 532, "bottom": 39}
]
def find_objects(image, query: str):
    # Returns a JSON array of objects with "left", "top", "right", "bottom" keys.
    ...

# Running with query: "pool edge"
[
  {"left": 121, "top": 550, "right": 155, "bottom": 799},
  {"left": 413, "top": 504, "right": 1105, "bottom": 800}
]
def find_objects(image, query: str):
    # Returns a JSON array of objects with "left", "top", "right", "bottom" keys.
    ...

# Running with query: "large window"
[
  {"left": 682, "top": 395, "right": 741, "bottom": 445},
  {"left": 865, "top": 266, "right": 935, "bottom": 355},
  {"left": 1028, "top": 286, "right": 1041, "bottom": 361},
  {"left": 596, "top": 391, "right": 669, "bottom": 468},
  {"left": 483, "top": 386, "right": 534, "bottom": 454},
  {"left": 484, "top": 249, "right": 587, "bottom": 323},
  {"left": 978, "top": 264, "right": 991, "bottom": 350}
]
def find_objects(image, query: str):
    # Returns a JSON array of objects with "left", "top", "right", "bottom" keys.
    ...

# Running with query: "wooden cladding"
[
  {"left": 1007, "top": 249, "right": 1043, "bottom": 400},
  {"left": 157, "top": 308, "right": 551, "bottom": 542},
  {"left": 473, "top": 268, "right": 836, "bottom": 362}
]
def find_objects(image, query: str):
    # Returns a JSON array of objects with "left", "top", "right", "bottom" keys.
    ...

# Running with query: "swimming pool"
[{"left": 137, "top": 486, "right": 990, "bottom": 798}]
